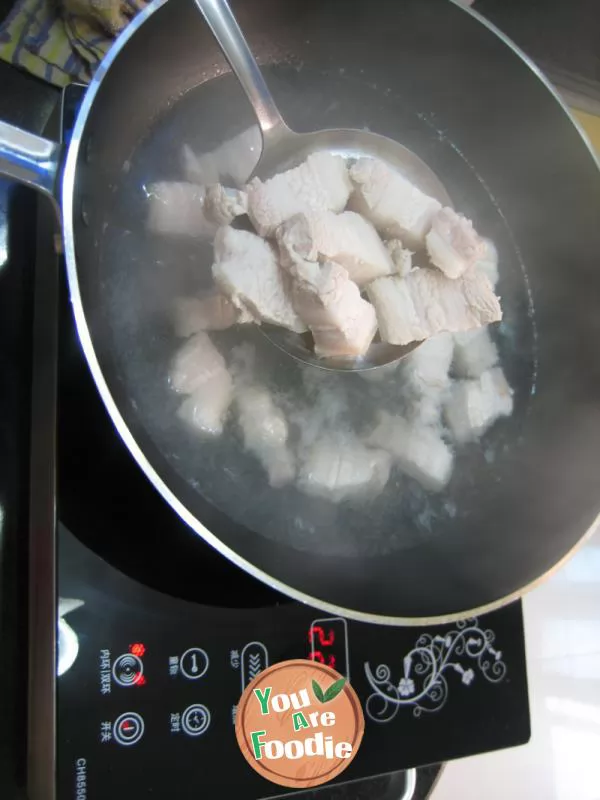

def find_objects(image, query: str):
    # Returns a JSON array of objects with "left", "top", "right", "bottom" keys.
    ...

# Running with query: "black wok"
[{"left": 1, "top": 0, "right": 600, "bottom": 624}]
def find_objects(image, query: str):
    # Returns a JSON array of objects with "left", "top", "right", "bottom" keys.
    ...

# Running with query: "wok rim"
[{"left": 61, "top": 0, "right": 600, "bottom": 625}]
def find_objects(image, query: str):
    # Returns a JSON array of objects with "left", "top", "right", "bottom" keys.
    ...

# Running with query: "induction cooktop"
[{"left": 25, "top": 84, "right": 530, "bottom": 800}]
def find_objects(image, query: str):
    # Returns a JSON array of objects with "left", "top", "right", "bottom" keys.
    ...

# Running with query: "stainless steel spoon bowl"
[{"left": 194, "top": 0, "right": 452, "bottom": 371}]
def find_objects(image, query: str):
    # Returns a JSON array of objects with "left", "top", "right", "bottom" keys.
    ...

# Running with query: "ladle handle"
[{"left": 194, "top": 0, "right": 288, "bottom": 147}]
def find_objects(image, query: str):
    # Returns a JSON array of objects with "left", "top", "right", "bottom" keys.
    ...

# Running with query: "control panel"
[
  {"left": 86, "top": 613, "right": 353, "bottom": 752},
  {"left": 57, "top": 528, "right": 529, "bottom": 800}
]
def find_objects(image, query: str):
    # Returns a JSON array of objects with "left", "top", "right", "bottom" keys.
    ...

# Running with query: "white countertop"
[{"left": 433, "top": 524, "right": 600, "bottom": 800}]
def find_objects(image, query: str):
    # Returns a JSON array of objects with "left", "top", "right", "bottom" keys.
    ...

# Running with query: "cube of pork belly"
[
  {"left": 177, "top": 370, "right": 233, "bottom": 437},
  {"left": 408, "top": 393, "right": 445, "bottom": 428},
  {"left": 453, "top": 328, "right": 499, "bottom": 378},
  {"left": 426, "top": 207, "right": 486, "bottom": 279},
  {"left": 203, "top": 184, "right": 248, "bottom": 226},
  {"left": 277, "top": 211, "right": 393, "bottom": 287},
  {"left": 385, "top": 239, "right": 414, "bottom": 277},
  {"left": 212, "top": 227, "right": 306, "bottom": 333},
  {"left": 172, "top": 293, "right": 253, "bottom": 337},
  {"left": 171, "top": 332, "right": 233, "bottom": 436},
  {"left": 236, "top": 386, "right": 295, "bottom": 487},
  {"left": 169, "top": 331, "right": 229, "bottom": 395},
  {"left": 292, "top": 261, "right": 378, "bottom": 358},
  {"left": 445, "top": 367, "right": 513, "bottom": 443},
  {"left": 146, "top": 182, "right": 217, "bottom": 238},
  {"left": 401, "top": 335, "right": 455, "bottom": 428},
  {"left": 349, "top": 158, "right": 441, "bottom": 247},
  {"left": 403, "top": 333, "right": 454, "bottom": 391},
  {"left": 246, "top": 152, "right": 352, "bottom": 236},
  {"left": 366, "top": 411, "right": 454, "bottom": 492},
  {"left": 367, "top": 267, "right": 502, "bottom": 346},
  {"left": 182, "top": 126, "right": 262, "bottom": 186},
  {"left": 475, "top": 238, "right": 499, "bottom": 287},
  {"left": 298, "top": 437, "right": 391, "bottom": 502}
]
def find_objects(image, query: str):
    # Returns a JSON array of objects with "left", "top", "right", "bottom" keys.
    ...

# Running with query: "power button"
[{"left": 113, "top": 712, "right": 145, "bottom": 746}]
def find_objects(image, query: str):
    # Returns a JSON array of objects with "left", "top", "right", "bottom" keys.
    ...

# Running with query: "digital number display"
[{"left": 307, "top": 617, "right": 349, "bottom": 679}]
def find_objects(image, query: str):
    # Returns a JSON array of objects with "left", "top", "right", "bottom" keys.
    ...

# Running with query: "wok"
[{"left": 2, "top": 0, "right": 600, "bottom": 624}]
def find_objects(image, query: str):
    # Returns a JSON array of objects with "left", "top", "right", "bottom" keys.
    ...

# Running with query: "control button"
[
  {"left": 112, "top": 653, "right": 144, "bottom": 687},
  {"left": 181, "top": 704, "right": 211, "bottom": 737},
  {"left": 113, "top": 712, "right": 145, "bottom": 746},
  {"left": 241, "top": 641, "right": 269, "bottom": 690},
  {"left": 179, "top": 648, "right": 209, "bottom": 680}
]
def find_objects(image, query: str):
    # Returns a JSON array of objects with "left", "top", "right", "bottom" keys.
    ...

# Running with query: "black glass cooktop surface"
[{"left": 54, "top": 84, "right": 530, "bottom": 800}]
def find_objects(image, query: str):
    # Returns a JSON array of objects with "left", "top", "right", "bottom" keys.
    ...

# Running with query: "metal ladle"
[{"left": 194, "top": 0, "right": 451, "bottom": 371}]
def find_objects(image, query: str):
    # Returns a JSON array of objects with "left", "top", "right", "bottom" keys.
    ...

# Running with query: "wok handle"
[
  {"left": 0, "top": 121, "right": 61, "bottom": 200},
  {"left": 194, "top": 0, "right": 289, "bottom": 145}
]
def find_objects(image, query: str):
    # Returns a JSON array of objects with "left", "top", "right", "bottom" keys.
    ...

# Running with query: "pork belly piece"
[
  {"left": 277, "top": 211, "right": 393, "bottom": 286},
  {"left": 182, "top": 126, "right": 262, "bottom": 186},
  {"left": 203, "top": 184, "right": 248, "bottom": 226},
  {"left": 146, "top": 182, "right": 216, "bottom": 238},
  {"left": 475, "top": 238, "right": 499, "bottom": 287},
  {"left": 426, "top": 207, "right": 486, "bottom": 279},
  {"left": 169, "top": 331, "right": 227, "bottom": 394},
  {"left": 408, "top": 394, "right": 446, "bottom": 428},
  {"left": 453, "top": 328, "right": 499, "bottom": 378},
  {"left": 246, "top": 152, "right": 352, "bottom": 236},
  {"left": 170, "top": 332, "right": 233, "bottom": 436},
  {"left": 367, "top": 267, "right": 502, "bottom": 346},
  {"left": 349, "top": 158, "right": 441, "bottom": 247},
  {"left": 212, "top": 227, "right": 306, "bottom": 333},
  {"left": 385, "top": 239, "right": 414, "bottom": 277},
  {"left": 445, "top": 367, "right": 513, "bottom": 443},
  {"left": 292, "top": 261, "right": 378, "bottom": 358},
  {"left": 298, "top": 437, "right": 391, "bottom": 502},
  {"left": 177, "top": 373, "right": 233, "bottom": 437},
  {"left": 404, "top": 333, "right": 454, "bottom": 391},
  {"left": 400, "top": 333, "right": 454, "bottom": 427},
  {"left": 236, "top": 386, "right": 295, "bottom": 487},
  {"left": 402, "top": 334, "right": 455, "bottom": 427},
  {"left": 172, "top": 292, "right": 252, "bottom": 337},
  {"left": 366, "top": 411, "right": 454, "bottom": 492}
]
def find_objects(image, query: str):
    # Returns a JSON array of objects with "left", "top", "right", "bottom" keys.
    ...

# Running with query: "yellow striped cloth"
[{"left": 0, "top": 0, "right": 145, "bottom": 87}]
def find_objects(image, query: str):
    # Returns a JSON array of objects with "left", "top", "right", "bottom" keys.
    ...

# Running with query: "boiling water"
[{"left": 101, "top": 66, "right": 536, "bottom": 559}]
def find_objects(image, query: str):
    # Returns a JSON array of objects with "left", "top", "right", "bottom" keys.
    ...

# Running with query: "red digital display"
[
  {"left": 307, "top": 618, "right": 349, "bottom": 678},
  {"left": 308, "top": 626, "right": 337, "bottom": 668},
  {"left": 129, "top": 643, "right": 146, "bottom": 657},
  {"left": 133, "top": 673, "right": 146, "bottom": 686}
]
